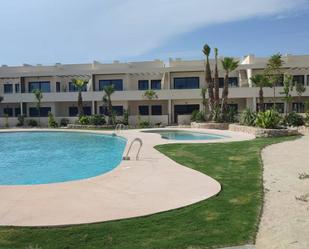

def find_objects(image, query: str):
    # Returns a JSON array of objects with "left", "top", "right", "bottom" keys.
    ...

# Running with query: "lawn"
[{"left": 0, "top": 136, "right": 298, "bottom": 249}]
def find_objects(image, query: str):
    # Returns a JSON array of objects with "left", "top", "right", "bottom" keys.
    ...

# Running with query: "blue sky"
[{"left": 0, "top": 0, "right": 309, "bottom": 65}]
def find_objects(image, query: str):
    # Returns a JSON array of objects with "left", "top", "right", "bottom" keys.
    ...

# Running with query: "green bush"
[
  {"left": 60, "top": 118, "right": 69, "bottom": 127},
  {"left": 255, "top": 109, "right": 282, "bottom": 129},
  {"left": 78, "top": 115, "right": 90, "bottom": 125},
  {"left": 48, "top": 112, "right": 58, "bottom": 128},
  {"left": 239, "top": 108, "right": 257, "bottom": 126},
  {"left": 211, "top": 107, "right": 223, "bottom": 123},
  {"left": 191, "top": 110, "right": 206, "bottom": 122},
  {"left": 27, "top": 119, "right": 38, "bottom": 127},
  {"left": 226, "top": 108, "right": 238, "bottom": 123},
  {"left": 89, "top": 115, "right": 106, "bottom": 126},
  {"left": 283, "top": 112, "right": 304, "bottom": 127},
  {"left": 139, "top": 121, "right": 151, "bottom": 128},
  {"left": 16, "top": 115, "right": 25, "bottom": 127}
]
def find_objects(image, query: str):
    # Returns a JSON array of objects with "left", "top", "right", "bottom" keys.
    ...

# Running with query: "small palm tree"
[
  {"left": 250, "top": 74, "right": 270, "bottom": 112},
  {"left": 295, "top": 82, "right": 306, "bottom": 112},
  {"left": 32, "top": 89, "right": 43, "bottom": 127},
  {"left": 281, "top": 74, "right": 294, "bottom": 116},
  {"left": 213, "top": 48, "right": 220, "bottom": 108},
  {"left": 143, "top": 89, "right": 158, "bottom": 122},
  {"left": 203, "top": 44, "right": 214, "bottom": 113},
  {"left": 103, "top": 85, "right": 115, "bottom": 124},
  {"left": 72, "top": 78, "right": 88, "bottom": 116},
  {"left": 264, "top": 53, "right": 284, "bottom": 107},
  {"left": 221, "top": 57, "right": 239, "bottom": 116}
]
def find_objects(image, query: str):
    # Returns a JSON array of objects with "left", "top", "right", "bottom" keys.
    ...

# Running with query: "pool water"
[
  {"left": 0, "top": 132, "right": 126, "bottom": 185},
  {"left": 142, "top": 130, "right": 226, "bottom": 140}
]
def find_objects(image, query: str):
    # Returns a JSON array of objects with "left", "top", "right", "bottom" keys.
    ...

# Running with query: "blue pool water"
[
  {"left": 0, "top": 132, "right": 126, "bottom": 185},
  {"left": 143, "top": 130, "right": 226, "bottom": 140}
]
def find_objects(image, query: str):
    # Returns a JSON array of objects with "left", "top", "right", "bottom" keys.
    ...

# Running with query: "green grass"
[{"left": 0, "top": 136, "right": 298, "bottom": 249}]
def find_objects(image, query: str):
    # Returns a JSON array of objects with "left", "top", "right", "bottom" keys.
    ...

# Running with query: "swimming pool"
[
  {"left": 142, "top": 130, "right": 226, "bottom": 140},
  {"left": 0, "top": 132, "right": 126, "bottom": 185}
]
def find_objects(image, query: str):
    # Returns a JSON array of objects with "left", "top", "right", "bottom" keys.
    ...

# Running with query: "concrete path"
[
  {"left": 0, "top": 128, "right": 253, "bottom": 226},
  {"left": 256, "top": 135, "right": 309, "bottom": 249}
]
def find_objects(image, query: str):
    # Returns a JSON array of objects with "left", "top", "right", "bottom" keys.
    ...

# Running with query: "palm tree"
[
  {"left": 143, "top": 89, "right": 158, "bottom": 123},
  {"left": 295, "top": 82, "right": 306, "bottom": 112},
  {"left": 201, "top": 87, "right": 207, "bottom": 116},
  {"left": 203, "top": 44, "right": 214, "bottom": 113},
  {"left": 221, "top": 57, "right": 239, "bottom": 116},
  {"left": 213, "top": 48, "right": 220, "bottom": 108},
  {"left": 103, "top": 85, "right": 115, "bottom": 125},
  {"left": 72, "top": 78, "right": 88, "bottom": 116},
  {"left": 32, "top": 89, "right": 43, "bottom": 127},
  {"left": 281, "top": 73, "right": 294, "bottom": 116},
  {"left": 250, "top": 74, "right": 270, "bottom": 112},
  {"left": 0, "top": 96, "right": 3, "bottom": 117},
  {"left": 264, "top": 53, "right": 284, "bottom": 108}
]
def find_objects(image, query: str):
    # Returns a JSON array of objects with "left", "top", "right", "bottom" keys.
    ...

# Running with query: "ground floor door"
[{"left": 174, "top": 104, "right": 199, "bottom": 123}]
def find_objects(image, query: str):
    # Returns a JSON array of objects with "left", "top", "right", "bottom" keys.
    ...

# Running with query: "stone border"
[
  {"left": 229, "top": 124, "right": 299, "bottom": 138},
  {"left": 191, "top": 122, "right": 229, "bottom": 130},
  {"left": 297, "top": 125, "right": 309, "bottom": 135}
]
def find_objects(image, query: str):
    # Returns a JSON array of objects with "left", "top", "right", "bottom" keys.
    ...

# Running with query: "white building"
[{"left": 0, "top": 54, "right": 309, "bottom": 126}]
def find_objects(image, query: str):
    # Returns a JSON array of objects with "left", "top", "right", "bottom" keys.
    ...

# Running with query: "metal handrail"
[
  {"left": 115, "top": 124, "right": 126, "bottom": 134},
  {"left": 123, "top": 138, "right": 143, "bottom": 161}
]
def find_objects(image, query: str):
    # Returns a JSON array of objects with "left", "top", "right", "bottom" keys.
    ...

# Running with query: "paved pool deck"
[{"left": 0, "top": 128, "right": 254, "bottom": 227}]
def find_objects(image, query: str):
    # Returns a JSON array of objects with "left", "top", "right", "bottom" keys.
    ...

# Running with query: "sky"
[{"left": 0, "top": 0, "right": 309, "bottom": 65}]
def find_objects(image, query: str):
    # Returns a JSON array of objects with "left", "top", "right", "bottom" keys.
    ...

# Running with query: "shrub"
[
  {"left": 78, "top": 115, "right": 90, "bottom": 125},
  {"left": 191, "top": 110, "right": 206, "bottom": 122},
  {"left": 60, "top": 118, "right": 70, "bottom": 127},
  {"left": 89, "top": 115, "right": 106, "bottom": 126},
  {"left": 16, "top": 115, "right": 25, "bottom": 127},
  {"left": 211, "top": 107, "right": 223, "bottom": 123},
  {"left": 123, "top": 109, "right": 129, "bottom": 125},
  {"left": 139, "top": 121, "right": 151, "bottom": 128},
  {"left": 283, "top": 112, "right": 304, "bottom": 127},
  {"left": 226, "top": 108, "right": 238, "bottom": 123},
  {"left": 4, "top": 114, "right": 9, "bottom": 128},
  {"left": 255, "top": 109, "right": 282, "bottom": 129},
  {"left": 239, "top": 108, "right": 257, "bottom": 126},
  {"left": 48, "top": 112, "right": 58, "bottom": 128},
  {"left": 27, "top": 119, "right": 38, "bottom": 127}
]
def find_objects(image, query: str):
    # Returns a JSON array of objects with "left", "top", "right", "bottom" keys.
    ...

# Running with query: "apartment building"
[{"left": 0, "top": 54, "right": 309, "bottom": 126}]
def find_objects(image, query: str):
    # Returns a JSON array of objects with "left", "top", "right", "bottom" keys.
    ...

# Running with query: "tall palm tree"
[
  {"left": 33, "top": 89, "right": 43, "bottom": 127},
  {"left": 203, "top": 44, "right": 214, "bottom": 113},
  {"left": 213, "top": 48, "right": 220, "bottom": 108},
  {"left": 103, "top": 85, "right": 115, "bottom": 124},
  {"left": 72, "top": 78, "right": 88, "bottom": 116},
  {"left": 264, "top": 53, "right": 284, "bottom": 108},
  {"left": 221, "top": 57, "right": 239, "bottom": 116},
  {"left": 250, "top": 74, "right": 270, "bottom": 112}
]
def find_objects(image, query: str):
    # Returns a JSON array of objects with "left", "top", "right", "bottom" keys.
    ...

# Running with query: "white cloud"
[{"left": 0, "top": 0, "right": 307, "bottom": 64}]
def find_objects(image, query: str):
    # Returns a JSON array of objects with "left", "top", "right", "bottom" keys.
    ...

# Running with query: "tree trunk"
[
  {"left": 259, "top": 87, "right": 264, "bottom": 112},
  {"left": 221, "top": 72, "right": 229, "bottom": 115},
  {"left": 78, "top": 90, "right": 83, "bottom": 116},
  {"left": 214, "top": 64, "right": 219, "bottom": 107},
  {"left": 108, "top": 97, "right": 113, "bottom": 125},
  {"left": 205, "top": 57, "right": 214, "bottom": 113}
]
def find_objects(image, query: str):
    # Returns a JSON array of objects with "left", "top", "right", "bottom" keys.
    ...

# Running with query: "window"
[
  {"left": 151, "top": 80, "right": 161, "bottom": 90},
  {"left": 227, "top": 104, "right": 238, "bottom": 112},
  {"left": 138, "top": 80, "right": 149, "bottom": 90},
  {"left": 69, "top": 107, "right": 91, "bottom": 117},
  {"left": 138, "top": 105, "right": 149, "bottom": 115},
  {"left": 100, "top": 106, "right": 124, "bottom": 116},
  {"left": 3, "top": 108, "right": 13, "bottom": 117},
  {"left": 219, "top": 77, "right": 239, "bottom": 88},
  {"left": 151, "top": 105, "right": 162, "bottom": 115},
  {"left": 29, "top": 81, "right": 51, "bottom": 92},
  {"left": 56, "top": 82, "right": 61, "bottom": 92},
  {"left": 99, "top": 79, "right": 123, "bottom": 91},
  {"left": 307, "top": 75, "right": 309, "bottom": 86},
  {"left": 15, "top": 84, "right": 20, "bottom": 93},
  {"left": 29, "top": 107, "right": 51, "bottom": 117},
  {"left": 69, "top": 82, "right": 87, "bottom": 92},
  {"left": 174, "top": 77, "right": 199, "bottom": 89},
  {"left": 263, "top": 103, "right": 284, "bottom": 113},
  {"left": 15, "top": 108, "right": 21, "bottom": 117},
  {"left": 293, "top": 75, "right": 305, "bottom": 85},
  {"left": 292, "top": 102, "right": 305, "bottom": 113},
  {"left": 4, "top": 84, "right": 13, "bottom": 94}
]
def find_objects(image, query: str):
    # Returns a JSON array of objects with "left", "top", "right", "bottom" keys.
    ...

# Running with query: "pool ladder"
[
  {"left": 114, "top": 124, "right": 127, "bottom": 135},
  {"left": 123, "top": 138, "right": 143, "bottom": 161}
]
